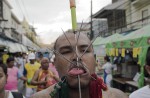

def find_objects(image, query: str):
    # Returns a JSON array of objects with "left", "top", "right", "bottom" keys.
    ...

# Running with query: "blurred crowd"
[{"left": 0, "top": 51, "right": 59, "bottom": 98}]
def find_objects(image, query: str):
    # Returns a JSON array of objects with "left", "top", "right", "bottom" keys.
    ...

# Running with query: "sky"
[{"left": 8, "top": 0, "right": 112, "bottom": 44}]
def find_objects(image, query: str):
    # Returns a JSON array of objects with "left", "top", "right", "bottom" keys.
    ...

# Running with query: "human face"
[
  {"left": 54, "top": 33, "right": 96, "bottom": 88},
  {"left": 0, "top": 67, "right": 7, "bottom": 93},
  {"left": 41, "top": 58, "right": 49, "bottom": 70},
  {"left": 7, "top": 61, "right": 14, "bottom": 68},
  {"left": 30, "top": 59, "right": 35, "bottom": 64}
]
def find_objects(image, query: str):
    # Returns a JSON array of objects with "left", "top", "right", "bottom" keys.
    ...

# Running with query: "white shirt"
[
  {"left": 6, "top": 91, "right": 25, "bottom": 98},
  {"left": 102, "top": 62, "right": 112, "bottom": 74},
  {"left": 129, "top": 85, "right": 150, "bottom": 98}
]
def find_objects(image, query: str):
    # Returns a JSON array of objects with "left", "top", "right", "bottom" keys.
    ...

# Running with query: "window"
[{"left": 142, "top": 9, "right": 148, "bottom": 26}]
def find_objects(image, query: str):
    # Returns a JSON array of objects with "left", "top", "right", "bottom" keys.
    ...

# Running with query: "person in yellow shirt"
[
  {"left": 2, "top": 51, "right": 9, "bottom": 64},
  {"left": 24, "top": 53, "right": 40, "bottom": 98}
]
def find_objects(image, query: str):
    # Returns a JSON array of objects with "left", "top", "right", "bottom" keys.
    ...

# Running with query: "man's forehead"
[
  {"left": 41, "top": 58, "right": 49, "bottom": 62},
  {"left": 59, "top": 33, "right": 89, "bottom": 40},
  {"left": 56, "top": 33, "right": 91, "bottom": 48}
]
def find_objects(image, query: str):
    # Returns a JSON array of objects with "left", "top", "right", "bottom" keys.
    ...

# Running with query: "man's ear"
[{"left": 145, "top": 65, "right": 150, "bottom": 75}]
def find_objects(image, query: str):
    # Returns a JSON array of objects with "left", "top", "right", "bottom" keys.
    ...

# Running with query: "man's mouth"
[{"left": 68, "top": 67, "right": 87, "bottom": 76}]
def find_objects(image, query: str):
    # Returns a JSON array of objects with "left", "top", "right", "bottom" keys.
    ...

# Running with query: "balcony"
[{"left": 132, "top": 0, "right": 150, "bottom": 6}]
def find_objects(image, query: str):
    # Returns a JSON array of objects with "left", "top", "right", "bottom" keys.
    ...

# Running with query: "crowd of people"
[
  {"left": 0, "top": 51, "right": 59, "bottom": 98},
  {"left": 0, "top": 32, "right": 149, "bottom": 98}
]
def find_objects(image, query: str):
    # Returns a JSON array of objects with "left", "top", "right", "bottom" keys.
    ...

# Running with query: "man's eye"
[
  {"left": 61, "top": 51, "right": 71, "bottom": 54},
  {"left": 0, "top": 75, "right": 3, "bottom": 78},
  {"left": 81, "top": 49, "right": 89, "bottom": 53}
]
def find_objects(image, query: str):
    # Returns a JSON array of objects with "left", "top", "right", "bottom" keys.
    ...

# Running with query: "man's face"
[
  {"left": 41, "top": 58, "right": 49, "bottom": 70},
  {"left": 0, "top": 67, "right": 7, "bottom": 92},
  {"left": 54, "top": 33, "right": 96, "bottom": 88}
]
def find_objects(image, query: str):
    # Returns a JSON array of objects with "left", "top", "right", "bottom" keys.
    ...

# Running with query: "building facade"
[
  {"left": 0, "top": 0, "right": 40, "bottom": 52},
  {"left": 93, "top": 0, "right": 150, "bottom": 37}
]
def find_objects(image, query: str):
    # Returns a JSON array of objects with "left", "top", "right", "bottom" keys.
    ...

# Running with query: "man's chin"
[{"left": 66, "top": 76, "right": 90, "bottom": 89}]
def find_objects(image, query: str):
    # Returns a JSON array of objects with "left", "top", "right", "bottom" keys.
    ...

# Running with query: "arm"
[
  {"left": 50, "top": 71, "right": 60, "bottom": 82},
  {"left": 20, "top": 76, "right": 27, "bottom": 81},
  {"left": 98, "top": 64, "right": 106, "bottom": 71},
  {"left": 17, "top": 70, "right": 27, "bottom": 81},
  {"left": 31, "top": 70, "right": 47, "bottom": 85},
  {"left": 53, "top": 75, "right": 60, "bottom": 82}
]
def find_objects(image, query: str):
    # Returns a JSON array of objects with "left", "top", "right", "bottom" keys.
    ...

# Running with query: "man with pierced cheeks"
[{"left": 30, "top": 32, "right": 128, "bottom": 98}]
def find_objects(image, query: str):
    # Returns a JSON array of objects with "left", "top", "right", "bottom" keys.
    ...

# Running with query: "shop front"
[{"left": 106, "top": 24, "right": 150, "bottom": 93}]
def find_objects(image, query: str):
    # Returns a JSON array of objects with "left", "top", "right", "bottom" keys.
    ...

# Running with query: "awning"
[
  {"left": 20, "top": 45, "right": 28, "bottom": 53},
  {"left": 5, "top": 41, "right": 22, "bottom": 53},
  {"left": 0, "top": 38, "right": 7, "bottom": 47}
]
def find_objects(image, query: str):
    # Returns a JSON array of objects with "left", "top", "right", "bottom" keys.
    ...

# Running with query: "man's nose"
[{"left": 71, "top": 51, "right": 81, "bottom": 62}]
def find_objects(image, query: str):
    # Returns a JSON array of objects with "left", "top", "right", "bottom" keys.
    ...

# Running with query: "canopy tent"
[
  {"left": 97, "top": 33, "right": 123, "bottom": 45},
  {"left": 93, "top": 34, "right": 123, "bottom": 65},
  {"left": 93, "top": 33, "right": 123, "bottom": 46},
  {"left": 106, "top": 24, "right": 150, "bottom": 88},
  {"left": 106, "top": 24, "right": 150, "bottom": 48},
  {"left": 93, "top": 37, "right": 105, "bottom": 57},
  {"left": 93, "top": 33, "right": 123, "bottom": 55},
  {"left": 93, "top": 37, "right": 103, "bottom": 46}
]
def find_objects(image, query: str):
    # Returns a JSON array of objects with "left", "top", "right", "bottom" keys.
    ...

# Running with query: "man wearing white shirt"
[{"left": 102, "top": 56, "right": 113, "bottom": 87}]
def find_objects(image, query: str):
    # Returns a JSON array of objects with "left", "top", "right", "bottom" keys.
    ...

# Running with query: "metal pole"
[{"left": 90, "top": 0, "right": 93, "bottom": 40}]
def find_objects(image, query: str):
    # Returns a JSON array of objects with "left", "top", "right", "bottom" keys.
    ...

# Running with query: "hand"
[{"left": 40, "top": 81, "right": 47, "bottom": 85}]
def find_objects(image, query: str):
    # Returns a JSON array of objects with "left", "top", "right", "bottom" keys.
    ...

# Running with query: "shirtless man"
[
  {"left": 31, "top": 32, "right": 128, "bottom": 98},
  {"left": 31, "top": 57, "right": 59, "bottom": 92}
]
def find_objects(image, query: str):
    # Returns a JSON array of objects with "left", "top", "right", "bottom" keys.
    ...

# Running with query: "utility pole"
[{"left": 90, "top": 0, "right": 93, "bottom": 40}]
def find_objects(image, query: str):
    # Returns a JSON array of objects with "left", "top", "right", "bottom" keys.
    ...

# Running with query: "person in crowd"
[
  {"left": 18, "top": 53, "right": 27, "bottom": 95},
  {"left": 0, "top": 61, "right": 26, "bottom": 98},
  {"left": 5, "top": 57, "right": 27, "bottom": 91},
  {"left": 30, "top": 32, "right": 128, "bottom": 98},
  {"left": 24, "top": 53, "right": 41, "bottom": 98},
  {"left": 129, "top": 48, "right": 150, "bottom": 98},
  {"left": 31, "top": 57, "right": 59, "bottom": 92},
  {"left": 37, "top": 53, "right": 44, "bottom": 63},
  {"left": 49, "top": 55, "right": 59, "bottom": 78},
  {"left": 2, "top": 50, "right": 9, "bottom": 64},
  {"left": 98, "top": 56, "right": 113, "bottom": 87}
]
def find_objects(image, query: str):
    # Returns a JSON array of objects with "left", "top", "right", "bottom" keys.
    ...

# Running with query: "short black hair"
[
  {"left": 7, "top": 57, "right": 15, "bottom": 63},
  {"left": 104, "top": 56, "right": 110, "bottom": 62},
  {"left": 0, "top": 62, "right": 7, "bottom": 75}
]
